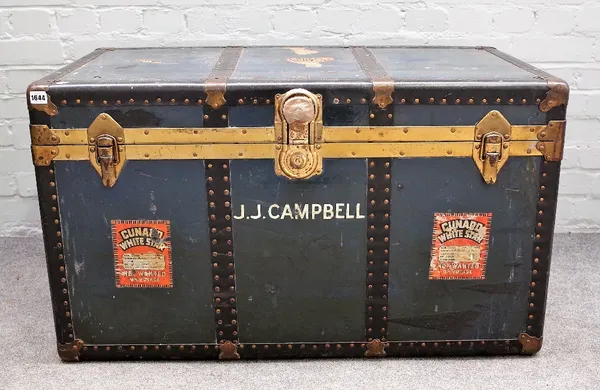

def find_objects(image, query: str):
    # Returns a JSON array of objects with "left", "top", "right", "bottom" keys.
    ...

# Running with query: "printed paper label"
[
  {"left": 429, "top": 213, "right": 492, "bottom": 280},
  {"left": 29, "top": 91, "right": 48, "bottom": 105},
  {"left": 111, "top": 220, "right": 172, "bottom": 288}
]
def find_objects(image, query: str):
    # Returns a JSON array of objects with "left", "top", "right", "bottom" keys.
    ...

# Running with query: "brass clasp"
[
  {"left": 274, "top": 89, "right": 323, "bottom": 180},
  {"left": 87, "top": 113, "right": 126, "bottom": 187},
  {"left": 473, "top": 110, "right": 511, "bottom": 184}
]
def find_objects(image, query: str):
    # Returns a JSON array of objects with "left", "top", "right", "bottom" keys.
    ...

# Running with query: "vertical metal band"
[
  {"left": 36, "top": 164, "right": 83, "bottom": 361},
  {"left": 351, "top": 47, "right": 394, "bottom": 109},
  {"left": 204, "top": 47, "right": 243, "bottom": 109},
  {"left": 366, "top": 158, "right": 391, "bottom": 349},
  {"left": 521, "top": 161, "right": 560, "bottom": 354},
  {"left": 204, "top": 102, "right": 239, "bottom": 359},
  {"left": 363, "top": 66, "right": 394, "bottom": 356}
]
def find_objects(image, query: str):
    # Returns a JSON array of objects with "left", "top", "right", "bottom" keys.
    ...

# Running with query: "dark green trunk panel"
[
  {"left": 387, "top": 157, "right": 539, "bottom": 340},
  {"left": 56, "top": 160, "right": 215, "bottom": 344},
  {"left": 231, "top": 159, "right": 368, "bottom": 343}
]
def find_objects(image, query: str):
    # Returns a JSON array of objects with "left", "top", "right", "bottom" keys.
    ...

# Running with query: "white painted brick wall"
[{"left": 0, "top": 0, "right": 599, "bottom": 236}]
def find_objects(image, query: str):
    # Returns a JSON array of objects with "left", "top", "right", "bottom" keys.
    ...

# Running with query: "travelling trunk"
[{"left": 27, "top": 46, "right": 568, "bottom": 361}]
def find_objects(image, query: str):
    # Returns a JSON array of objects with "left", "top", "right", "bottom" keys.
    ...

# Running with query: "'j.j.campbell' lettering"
[
  {"left": 233, "top": 203, "right": 365, "bottom": 220},
  {"left": 437, "top": 219, "right": 486, "bottom": 244},
  {"left": 118, "top": 227, "right": 168, "bottom": 250}
]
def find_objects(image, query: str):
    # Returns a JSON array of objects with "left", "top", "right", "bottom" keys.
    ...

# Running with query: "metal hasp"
[
  {"left": 473, "top": 110, "right": 512, "bottom": 184},
  {"left": 87, "top": 113, "right": 126, "bottom": 187},
  {"left": 274, "top": 89, "right": 324, "bottom": 180}
]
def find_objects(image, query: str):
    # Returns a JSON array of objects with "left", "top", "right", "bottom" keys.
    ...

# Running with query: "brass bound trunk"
[{"left": 27, "top": 46, "right": 568, "bottom": 361}]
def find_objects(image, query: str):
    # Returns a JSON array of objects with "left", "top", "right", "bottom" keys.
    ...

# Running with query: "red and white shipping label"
[
  {"left": 111, "top": 220, "right": 172, "bottom": 288},
  {"left": 429, "top": 213, "right": 492, "bottom": 280}
]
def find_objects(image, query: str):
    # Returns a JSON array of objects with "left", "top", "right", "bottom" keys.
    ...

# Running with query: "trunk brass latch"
[
  {"left": 87, "top": 113, "right": 126, "bottom": 187},
  {"left": 274, "top": 89, "right": 323, "bottom": 180},
  {"left": 473, "top": 110, "right": 511, "bottom": 184}
]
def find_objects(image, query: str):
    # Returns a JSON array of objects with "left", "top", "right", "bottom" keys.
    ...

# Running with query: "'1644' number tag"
[{"left": 29, "top": 91, "right": 48, "bottom": 105}]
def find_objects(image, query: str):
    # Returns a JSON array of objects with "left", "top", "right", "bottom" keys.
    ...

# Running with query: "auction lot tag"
[
  {"left": 111, "top": 220, "right": 172, "bottom": 288},
  {"left": 29, "top": 91, "right": 48, "bottom": 105},
  {"left": 429, "top": 213, "right": 492, "bottom": 280}
]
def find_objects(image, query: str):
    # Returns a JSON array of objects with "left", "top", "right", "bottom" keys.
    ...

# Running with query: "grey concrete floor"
[{"left": 0, "top": 234, "right": 598, "bottom": 390}]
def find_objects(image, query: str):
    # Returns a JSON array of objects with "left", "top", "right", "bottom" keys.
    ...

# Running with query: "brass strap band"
[
  {"left": 32, "top": 141, "right": 548, "bottom": 166},
  {"left": 205, "top": 47, "right": 243, "bottom": 109},
  {"left": 31, "top": 124, "right": 558, "bottom": 145},
  {"left": 351, "top": 47, "right": 394, "bottom": 109}
]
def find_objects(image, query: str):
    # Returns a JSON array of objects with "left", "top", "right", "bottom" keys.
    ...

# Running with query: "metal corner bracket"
[
  {"left": 365, "top": 338, "right": 386, "bottom": 357},
  {"left": 87, "top": 113, "right": 126, "bottom": 187},
  {"left": 57, "top": 339, "right": 84, "bottom": 361},
  {"left": 473, "top": 110, "right": 512, "bottom": 185},
  {"left": 518, "top": 333, "right": 543, "bottom": 355},
  {"left": 539, "top": 77, "right": 569, "bottom": 113},
  {"left": 31, "top": 125, "right": 60, "bottom": 145},
  {"left": 536, "top": 121, "right": 565, "bottom": 161},
  {"left": 27, "top": 87, "right": 59, "bottom": 116},
  {"left": 218, "top": 341, "right": 240, "bottom": 360},
  {"left": 274, "top": 88, "right": 323, "bottom": 180}
]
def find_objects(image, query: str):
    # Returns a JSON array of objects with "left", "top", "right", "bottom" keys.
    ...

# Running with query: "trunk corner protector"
[
  {"left": 518, "top": 333, "right": 543, "bottom": 355},
  {"left": 57, "top": 339, "right": 84, "bottom": 362}
]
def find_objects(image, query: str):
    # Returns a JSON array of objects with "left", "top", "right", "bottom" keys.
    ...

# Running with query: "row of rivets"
[
  {"left": 47, "top": 168, "right": 74, "bottom": 341},
  {"left": 366, "top": 159, "right": 391, "bottom": 343},
  {"left": 60, "top": 98, "right": 205, "bottom": 105},
  {"left": 206, "top": 159, "right": 238, "bottom": 343}
]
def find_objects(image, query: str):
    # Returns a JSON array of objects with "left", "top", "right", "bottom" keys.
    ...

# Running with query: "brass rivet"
[
  {"left": 157, "top": 98, "right": 162, "bottom": 103},
  {"left": 65, "top": 153, "right": 71, "bottom": 158},
  {"left": 144, "top": 153, "right": 149, "bottom": 158},
  {"left": 204, "top": 115, "right": 209, "bottom": 120},
  {"left": 387, "top": 113, "right": 392, "bottom": 119},
  {"left": 503, "top": 144, "right": 509, "bottom": 149},
  {"left": 144, "top": 100, "right": 149, "bottom": 104},
  {"left": 221, "top": 114, "right": 227, "bottom": 120},
  {"left": 403, "top": 127, "right": 408, "bottom": 133},
  {"left": 496, "top": 98, "right": 501, "bottom": 103},
  {"left": 346, "top": 98, "right": 351, "bottom": 104},
  {"left": 468, "top": 98, "right": 474, "bottom": 104},
  {"left": 75, "top": 99, "right": 81, "bottom": 104},
  {"left": 455, "top": 98, "right": 461, "bottom": 104},
  {"left": 103, "top": 100, "right": 107, "bottom": 105},
  {"left": 429, "top": 97, "right": 434, "bottom": 103},
  {"left": 482, "top": 98, "right": 487, "bottom": 104},
  {"left": 266, "top": 99, "right": 271, "bottom": 104},
  {"left": 414, "top": 98, "right": 420, "bottom": 104},
  {"left": 184, "top": 98, "right": 190, "bottom": 104},
  {"left": 540, "top": 131, "right": 547, "bottom": 138},
  {"left": 253, "top": 99, "right": 258, "bottom": 104},
  {"left": 527, "top": 148, "right": 532, "bottom": 154},
  {"left": 369, "top": 113, "right": 375, "bottom": 119},
  {"left": 400, "top": 98, "right": 406, "bottom": 104},
  {"left": 143, "top": 129, "right": 149, "bottom": 135},
  {"left": 60, "top": 100, "right": 67, "bottom": 105},
  {"left": 536, "top": 98, "right": 541, "bottom": 104},
  {"left": 361, "top": 98, "right": 367, "bottom": 104},
  {"left": 451, "top": 127, "right": 456, "bottom": 133},
  {"left": 522, "top": 98, "right": 527, "bottom": 104},
  {"left": 238, "top": 99, "right": 244, "bottom": 104},
  {"left": 89, "top": 100, "right": 94, "bottom": 105},
  {"left": 441, "top": 98, "right": 447, "bottom": 104},
  {"left": 198, "top": 99, "right": 203, "bottom": 104},
  {"left": 447, "top": 150, "right": 452, "bottom": 155},
  {"left": 116, "top": 100, "right": 121, "bottom": 105},
  {"left": 509, "top": 98, "right": 514, "bottom": 104},
  {"left": 129, "top": 98, "right": 134, "bottom": 103}
]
